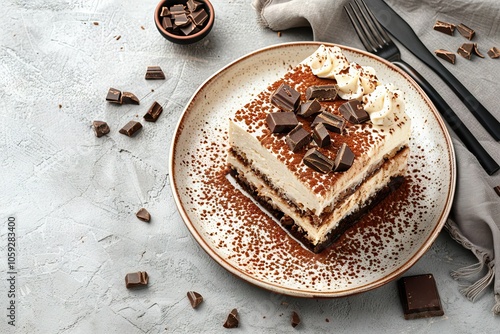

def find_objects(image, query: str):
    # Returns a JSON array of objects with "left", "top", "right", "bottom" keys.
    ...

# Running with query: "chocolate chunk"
[
  {"left": 488, "top": 47, "right": 500, "bottom": 58},
  {"left": 270, "top": 83, "right": 301, "bottom": 112},
  {"left": 305, "top": 85, "right": 339, "bottom": 101},
  {"left": 180, "top": 22, "right": 200, "bottom": 36},
  {"left": 106, "top": 87, "right": 122, "bottom": 104},
  {"left": 187, "top": 0, "right": 202, "bottom": 12},
  {"left": 92, "top": 120, "right": 110, "bottom": 138},
  {"left": 160, "top": 7, "right": 170, "bottom": 17},
  {"left": 121, "top": 91, "right": 140, "bottom": 105},
  {"left": 266, "top": 112, "right": 298, "bottom": 133},
  {"left": 311, "top": 112, "right": 346, "bottom": 134},
  {"left": 398, "top": 274, "right": 444, "bottom": 320},
  {"left": 136, "top": 208, "right": 151, "bottom": 222},
  {"left": 162, "top": 16, "right": 173, "bottom": 30},
  {"left": 312, "top": 123, "right": 331, "bottom": 148},
  {"left": 169, "top": 4, "right": 185, "bottom": 15},
  {"left": 434, "top": 49, "right": 456, "bottom": 64},
  {"left": 190, "top": 8, "right": 209, "bottom": 27},
  {"left": 457, "top": 43, "right": 474, "bottom": 59},
  {"left": 223, "top": 309, "right": 239, "bottom": 328},
  {"left": 303, "top": 148, "right": 334, "bottom": 173},
  {"left": 297, "top": 99, "right": 321, "bottom": 117},
  {"left": 457, "top": 23, "right": 475, "bottom": 40},
  {"left": 339, "top": 100, "right": 370, "bottom": 123},
  {"left": 174, "top": 13, "right": 190, "bottom": 27},
  {"left": 145, "top": 66, "right": 166, "bottom": 80},
  {"left": 333, "top": 143, "right": 355, "bottom": 172},
  {"left": 433, "top": 20, "right": 455, "bottom": 35},
  {"left": 144, "top": 101, "right": 163, "bottom": 122},
  {"left": 285, "top": 124, "right": 311, "bottom": 153},
  {"left": 187, "top": 291, "right": 203, "bottom": 309},
  {"left": 291, "top": 311, "right": 300, "bottom": 328},
  {"left": 119, "top": 121, "right": 142, "bottom": 137},
  {"left": 125, "top": 271, "right": 149, "bottom": 289},
  {"left": 472, "top": 43, "right": 485, "bottom": 58},
  {"left": 494, "top": 185, "right": 500, "bottom": 197}
]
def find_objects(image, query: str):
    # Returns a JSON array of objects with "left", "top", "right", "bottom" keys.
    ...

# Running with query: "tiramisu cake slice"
[{"left": 228, "top": 45, "right": 411, "bottom": 253}]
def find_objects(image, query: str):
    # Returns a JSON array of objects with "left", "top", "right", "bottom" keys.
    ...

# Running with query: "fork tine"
[
  {"left": 344, "top": 3, "right": 378, "bottom": 53},
  {"left": 355, "top": 0, "right": 392, "bottom": 46}
]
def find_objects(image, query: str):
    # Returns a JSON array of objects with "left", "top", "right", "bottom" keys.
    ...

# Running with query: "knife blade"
[{"left": 365, "top": 0, "right": 500, "bottom": 141}]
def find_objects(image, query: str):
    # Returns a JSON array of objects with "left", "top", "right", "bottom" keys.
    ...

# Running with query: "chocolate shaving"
[
  {"left": 339, "top": 99, "right": 370, "bottom": 123},
  {"left": 311, "top": 112, "right": 345, "bottom": 134},
  {"left": 121, "top": 91, "right": 140, "bottom": 105},
  {"left": 119, "top": 120, "right": 142, "bottom": 137},
  {"left": 291, "top": 311, "right": 301, "bottom": 328},
  {"left": 285, "top": 124, "right": 311, "bottom": 153},
  {"left": 270, "top": 83, "right": 301, "bottom": 112},
  {"left": 305, "top": 84, "right": 339, "bottom": 101},
  {"left": 473, "top": 43, "right": 485, "bottom": 58},
  {"left": 106, "top": 87, "right": 122, "bottom": 104},
  {"left": 266, "top": 112, "right": 298, "bottom": 133},
  {"left": 456, "top": 23, "right": 475, "bottom": 40},
  {"left": 312, "top": 123, "right": 331, "bottom": 148},
  {"left": 433, "top": 20, "right": 455, "bottom": 35},
  {"left": 297, "top": 99, "right": 321, "bottom": 117},
  {"left": 398, "top": 274, "right": 444, "bottom": 320},
  {"left": 145, "top": 66, "right": 166, "bottom": 80},
  {"left": 144, "top": 101, "right": 163, "bottom": 122},
  {"left": 92, "top": 121, "right": 110, "bottom": 138},
  {"left": 187, "top": 291, "right": 203, "bottom": 309},
  {"left": 136, "top": 208, "right": 151, "bottom": 222},
  {"left": 333, "top": 143, "right": 355, "bottom": 172},
  {"left": 488, "top": 47, "right": 500, "bottom": 58},
  {"left": 223, "top": 309, "right": 239, "bottom": 328},
  {"left": 434, "top": 49, "right": 456, "bottom": 64},
  {"left": 125, "top": 271, "right": 149, "bottom": 289},
  {"left": 303, "top": 148, "right": 334, "bottom": 173}
]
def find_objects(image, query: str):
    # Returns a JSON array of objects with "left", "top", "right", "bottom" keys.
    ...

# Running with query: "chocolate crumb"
[
  {"left": 136, "top": 208, "right": 151, "bottom": 222},
  {"left": 187, "top": 291, "right": 203, "bottom": 308},
  {"left": 223, "top": 309, "right": 239, "bottom": 328},
  {"left": 494, "top": 185, "right": 500, "bottom": 197},
  {"left": 291, "top": 311, "right": 300, "bottom": 328}
]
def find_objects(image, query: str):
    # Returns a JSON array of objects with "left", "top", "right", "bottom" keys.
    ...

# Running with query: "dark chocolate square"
[{"left": 398, "top": 274, "right": 444, "bottom": 320}]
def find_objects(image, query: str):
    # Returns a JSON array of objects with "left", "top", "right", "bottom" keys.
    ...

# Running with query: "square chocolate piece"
[
  {"left": 266, "top": 112, "right": 298, "bottom": 133},
  {"left": 125, "top": 271, "right": 149, "bottom": 289},
  {"left": 270, "top": 83, "right": 301, "bottom": 112},
  {"left": 398, "top": 274, "right": 444, "bottom": 320},
  {"left": 106, "top": 87, "right": 122, "bottom": 104}
]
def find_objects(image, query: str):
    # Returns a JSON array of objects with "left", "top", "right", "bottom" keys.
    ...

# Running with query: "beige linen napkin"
[{"left": 253, "top": 0, "right": 500, "bottom": 314}]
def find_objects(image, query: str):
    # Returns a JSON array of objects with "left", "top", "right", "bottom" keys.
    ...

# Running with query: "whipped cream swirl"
[{"left": 363, "top": 84, "right": 405, "bottom": 126}]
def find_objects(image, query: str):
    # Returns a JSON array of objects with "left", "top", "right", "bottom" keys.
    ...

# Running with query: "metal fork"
[{"left": 345, "top": 0, "right": 499, "bottom": 176}]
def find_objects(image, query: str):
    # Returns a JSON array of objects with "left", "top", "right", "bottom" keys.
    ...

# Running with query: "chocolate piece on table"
[
  {"left": 162, "top": 16, "right": 173, "bottom": 30},
  {"left": 494, "top": 185, "right": 500, "bottom": 197},
  {"left": 488, "top": 47, "right": 500, "bottom": 58},
  {"left": 339, "top": 99, "right": 370, "bottom": 123},
  {"left": 266, "top": 112, "right": 298, "bottom": 133},
  {"left": 190, "top": 8, "right": 209, "bottom": 27},
  {"left": 312, "top": 123, "right": 331, "bottom": 148},
  {"left": 180, "top": 22, "right": 200, "bottom": 36},
  {"left": 169, "top": 4, "right": 185, "bottom": 15},
  {"left": 457, "top": 43, "right": 474, "bottom": 59},
  {"left": 311, "top": 112, "right": 346, "bottom": 134},
  {"left": 305, "top": 84, "right": 339, "bottom": 101},
  {"left": 136, "top": 208, "right": 151, "bottom": 222},
  {"left": 270, "top": 83, "right": 301, "bottom": 112},
  {"left": 174, "top": 13, "right": 190, "bottom": 27},
  {"left": 223, "top": 309, "right": 239, "bottom": 328},
  {"left": 291, "top": 311, "right": 301, "bottom": 328},
  {"left": 160, "top": 7, "right": 170, "bottom": 17},
  {"left": 119, "top": 121, "right": 142, "bottom": 137},
  {"left": 398, "top": 274, "right": 444, "bottom": 320},
  {"left": 92, "top": 121, "right": 110, "bottom": 138},
  {"left": 285, "top": 124, "right": 311, "bottom": 153},
  {"left": 106, "top": 87, "right": 122, "bottom": 104},
  {"left": 333, "top": 143, "right": 355, "bottom": 172},
  {"left": 434, "top": 49, "right": 456, "bottom": 64},
  {"left": 144, "top": 101, "right": 163, "bottom": 122},
  {"left": 121, "top": 91, "right": 140, "bottom": 105},
  {"left": 433, "top": 20, "right": 455, "bottom": 35},
  {"left": 145, "top": 66, "right": 166, "bottom": 80},
  {"left": 297, "top": 99, "right": 321, "bottom": 117},
  {"left": 187, "top": 291, "right": 203, "bottom": 309},
  {"left": 472, "top": 43, "right": 485, "bottom": 58},
  {"left": 125, "top": 271, "right": 149, "bottom": 288},
  {"left": 456, "top": 23, "right": 475, "bottom": 40},
  {"left": 303, "top": 148, "right": 334, "bottom": 173}
]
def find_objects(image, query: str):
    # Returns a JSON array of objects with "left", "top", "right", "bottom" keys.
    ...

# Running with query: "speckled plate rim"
[{"left": 169, "top": 42, "right": 456, "bottom": 298}]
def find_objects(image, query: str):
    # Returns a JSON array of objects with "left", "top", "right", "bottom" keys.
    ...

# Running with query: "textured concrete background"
[{"left": 0, "top": 0, "right": 499, "bottom": 333}]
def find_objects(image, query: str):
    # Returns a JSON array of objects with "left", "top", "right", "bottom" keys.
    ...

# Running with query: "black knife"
[{"left": 365, "top": 0, "right": 500, "bottom": 141}]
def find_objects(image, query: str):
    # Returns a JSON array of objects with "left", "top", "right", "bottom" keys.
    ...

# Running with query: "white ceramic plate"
[{"left": 169, "top": 42, "right": 456, "bottom": 297}]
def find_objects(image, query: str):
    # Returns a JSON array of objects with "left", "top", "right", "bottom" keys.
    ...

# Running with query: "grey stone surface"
[{"left": 0, "top": 0, "right": 498, "bottom": 333}]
